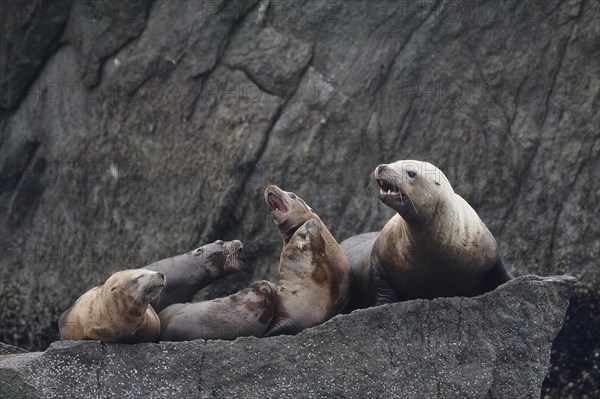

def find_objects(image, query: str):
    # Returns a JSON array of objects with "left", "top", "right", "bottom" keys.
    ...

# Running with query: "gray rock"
[
  {"left": 0, "top": 0, "right": 69, "bottom": 111},
  {"left": 0, "top": 276, "right": 576, "bottom": 398},
  {"left": 0, "top": 343, "right": 28, "bottom": 356}
]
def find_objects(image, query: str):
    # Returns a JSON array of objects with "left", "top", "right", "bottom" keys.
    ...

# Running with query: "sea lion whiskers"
[
  {"left": 125, "top": 289, "right": 142, "bottom": 314},
  {"left": 365, "top": 173, "right": 380, "bottom": 210},
  {"left": 405, "top": 191, "right": 420, "bottom": 217}
]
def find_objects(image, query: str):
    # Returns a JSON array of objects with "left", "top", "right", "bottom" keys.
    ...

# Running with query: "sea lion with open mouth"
[
  {"left": 263, "top": 185, "right": 353, "bottom": 336},
  {"left": 341, "top": 160, "right": 512, "bottom": 306},
  {"left": 143, "top": 240, "right": 244, "bottom": 313}
]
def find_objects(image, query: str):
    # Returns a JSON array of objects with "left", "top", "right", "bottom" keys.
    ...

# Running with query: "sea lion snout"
[
  {"left": 222, "top": 240, "right": 245, "bottom": 272},
  {"left": 265, "top": 186, "right": 288, "bottom": 213},
  {"left": 137, "top": 271, "right": 166, "bottom": 302},
  {"left": 226, "top": 240, "right": 243, "bottom": 257},
  {"left": 375, "top": 169, "right": 406, "bottom": 201}
]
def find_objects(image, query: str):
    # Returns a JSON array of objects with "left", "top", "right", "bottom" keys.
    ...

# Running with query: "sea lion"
[
  {"left": 59, "top": 269, "right": 165, "bottom": 342},
  {"left": 158, "top": 280, "right": 277, "bottom": 341},
  {"left": 341, "top": 160, "right": 512, "bottom": 306},
  {"left": 339, "top": 231, "right": 379, "bottom": 309},
  {"left": 263, "top": 185, "right": 353, "bottom": 336},
  {"left": 143, "top": 240, "right": 244, "bottom": 313}
]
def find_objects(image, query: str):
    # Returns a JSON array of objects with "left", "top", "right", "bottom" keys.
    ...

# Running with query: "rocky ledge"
[{"left": 0, "top": 276, "right": 576, "bottom": 399}]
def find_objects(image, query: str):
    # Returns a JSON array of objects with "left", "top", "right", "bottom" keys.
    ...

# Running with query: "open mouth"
[
  {"left": 231, "top": 242, "right": 243, "bottom": 258},
  {"left": 267, "top": 193, "right": 287, "bottom": 212},
  {"left": 376, "top": 178, "right": 405, "bottom": 198}
]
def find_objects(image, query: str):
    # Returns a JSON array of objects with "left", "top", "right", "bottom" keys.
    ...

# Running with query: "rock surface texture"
[
  {"left": 0, "top": 0, "right": 598, "bottom": 397},
  {"left": 0, "top": 276, "right": 576, "bottom": 399}
]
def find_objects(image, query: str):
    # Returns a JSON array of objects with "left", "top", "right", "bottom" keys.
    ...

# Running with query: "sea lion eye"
[
  {"left": 288, "top": 193, "right": 297, "bottom": 199},
  {"left": 111, "top": 286, "right": 118, "bottom": 292},
  {"left": 124, "top": 278, "right": 139, "bottom": 290},
  {"left": 407, "top": 171, "right": 417, "bottom": 178}
]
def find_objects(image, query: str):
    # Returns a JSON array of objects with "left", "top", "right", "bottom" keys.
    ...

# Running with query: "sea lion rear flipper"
[
  {"left": 262, "top": 317, "right": 296, "bottom": 337},
  {"left": 57, "top": 304, "right": 74, "bottom": 338},
  {"left": 371, "top": 257, "right": 399, "bottom": 305},
  {"left": 482, "top": 252, "right": 513, "bottom": 292}
]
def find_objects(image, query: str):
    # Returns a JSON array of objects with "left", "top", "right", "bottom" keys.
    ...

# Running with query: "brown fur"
[
  {"left": 158, "top": 280, "right": 276, "bottom": 341},
  {"left": 143, "top": 240, "right": 244, "bottom": 313},
  {"left": 262, "top": 185, "right": 353, "bottom": 336}
]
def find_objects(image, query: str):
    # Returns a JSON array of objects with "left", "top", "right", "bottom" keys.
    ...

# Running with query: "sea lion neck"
[
  {"left": 278, "top": 220, "right": 303, "bottom": 245},
  {"left": 397, "top": 211, "right": 426, "bottom": 231}
]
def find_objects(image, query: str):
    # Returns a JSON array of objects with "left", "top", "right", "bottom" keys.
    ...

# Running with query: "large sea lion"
[
  {"left": 143, "top": 240, "right": 244, "bottom": 312},
  {"left": 341, "top": 160, "right": 512, "bottom": 306},
  {"left": 158, "top": 280, "right": 277, "bottom": 341},
  {"left": 263, "top": 185, "right": 353, "bottom": 336},
  {"left": 59, "top": 269, "right": 165, "bottom": 342}
]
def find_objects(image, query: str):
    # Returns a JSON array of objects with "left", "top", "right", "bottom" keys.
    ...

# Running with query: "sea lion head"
[
  {"left": 102, "top": 269, "right": 166, "bottom": 306},
  {"left": 194, "top": 239, "right": 244, "bottom": 273},
  {"left": 264, "top": 185, "right": 316, "bottom": 244},
  {"left": 373, "top": 160, "right": 453, "bottom": 226}
]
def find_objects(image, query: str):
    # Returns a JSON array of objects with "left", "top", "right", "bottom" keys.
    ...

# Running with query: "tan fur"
[
  {"left": 263, "top": 186, "right": 353, "bottom": 336},
  {"left": 59, "top": 269, "right": 164, "bottom": 342},
  {"left": 372, "top": 160, "right": 511, "bottom": 301}
]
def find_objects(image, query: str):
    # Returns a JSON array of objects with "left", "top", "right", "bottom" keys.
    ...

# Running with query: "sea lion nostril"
[{"left": 377, "top": 164, "right": 386, "bottom": 174}]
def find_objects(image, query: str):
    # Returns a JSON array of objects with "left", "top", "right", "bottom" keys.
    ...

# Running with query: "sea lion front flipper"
[{"left": 371, "top": 256, "right": 399, "bottom": 305}]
